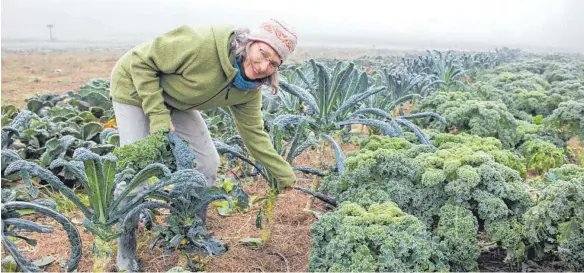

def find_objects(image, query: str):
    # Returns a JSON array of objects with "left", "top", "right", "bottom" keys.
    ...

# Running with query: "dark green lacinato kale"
[
  {"left": 309, "top": 201, "right": 449, "bottom": 272},
  {"left": 1, "top": 189, "right": 82, "bottom": 272},
  {"left": 130, "top": 132, "right": 231, "bottom": 270},
  {"left": 319, "top": 135, "right": 534, "bottom": 268},
  {"left": 3, "top": 149, "right": 188, "bottom": 242},
  {"left": 278, "top": 59, "right": 444, "bottom": 157},
  {"left": 523, "top": 168, "right": 584, "bottom": 270},
  {"left": 4, "top": 110, "right": 39, "bottom": 131},
  {"left": 147, "top": 185, "right": 230, "bottom": 258},
  {"left": 167, "top": 132, "right": 196, "bottom": 170},
  {"left": 113, "top": 133, "right": 176, "bottom": 171}
]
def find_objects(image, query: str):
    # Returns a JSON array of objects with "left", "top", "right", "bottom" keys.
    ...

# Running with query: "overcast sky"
[{"left": 2, "top": 0, "right": 583, "bottom": 52}]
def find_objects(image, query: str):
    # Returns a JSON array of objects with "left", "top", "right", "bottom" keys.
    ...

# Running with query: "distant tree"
[{"left": 47, "top": 24, "right": 54, "bottom": 41}]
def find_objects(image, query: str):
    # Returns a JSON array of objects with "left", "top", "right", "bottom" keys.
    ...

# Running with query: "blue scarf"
[{"left": 232, "top": 59, "right": 262, "bottom": 90}]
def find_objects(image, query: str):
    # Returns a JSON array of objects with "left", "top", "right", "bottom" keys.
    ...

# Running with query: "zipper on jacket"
[{"left": 224, "top": 85, "right": 232, "bottom": 100}]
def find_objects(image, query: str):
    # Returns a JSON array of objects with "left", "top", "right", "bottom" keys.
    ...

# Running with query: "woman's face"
[{"left": 242, "top": 42, "right": 281, "bottom": 80}]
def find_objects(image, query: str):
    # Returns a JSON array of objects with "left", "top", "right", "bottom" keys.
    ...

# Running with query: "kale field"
[{"left": 1, "top": 47, "right": 583, "bottom": 272}]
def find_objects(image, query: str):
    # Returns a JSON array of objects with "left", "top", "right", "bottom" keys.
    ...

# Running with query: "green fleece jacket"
[{"left": 109, "top": 24, "right": 295, "bottom": 188}]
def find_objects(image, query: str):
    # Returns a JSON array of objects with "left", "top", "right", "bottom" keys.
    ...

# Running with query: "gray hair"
[{"left": 230, "top": 28, "right": 279, "bottom": 94}]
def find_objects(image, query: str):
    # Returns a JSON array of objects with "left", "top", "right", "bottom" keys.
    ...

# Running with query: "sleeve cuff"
[{"left": 148, "top": 114, "right": 171, "bottom": 134}]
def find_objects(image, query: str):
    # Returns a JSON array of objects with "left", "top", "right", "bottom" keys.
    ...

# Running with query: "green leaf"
[
  {"left": 213, "top": 200, "right": 233, "bottom": 216},
  {"left": 70, "top": 99, "right": 90, "bottom": 111},
  {"left": 169, "top": 235, "right": 185, "bottom": 247},
  {"left": 15, "top": 209, "right": 36, "bottom": 216},
  {"left": 239, "top": 237, "right": 263, "bottom": 249},
  {"left": 101, "top": 155, "right": 117, "bottom": 217},
  {"left": 108, "top": 163, "right": 170, "bottom": 216},
  {"left": 32, "top": 256, "right": 55, "bottom": 267},
  {"left": 557, "top": 218, "right": 581, "bottom": 245},
  {"left": 20, "top": 171, "right": 39, "bottom": 198},
  {"left": 2, "top": 256, "right": 19, "bottom": 272},
  {"left": 26, "top": 99, "right": 45, "bottom": 113},
  {"left": 80, "top": 153, "right": 106, "bottom": 223},
  {"left": 221, "top": 178, "right": 235, "bottom": 193},
  {"left": 78, "top": 111, "right": 97, "bottom": 122},
  {"left": 256, "top": 207, "right": 264, "bottom": 229},
  {"left": 250, "top": 196, "right": 267, "bottom": 204},
  {"left": 231, "top": 185, "right": 250, "bottom": 210},
  {"left": 82, "top": 122, "right": 103, "bottom": 140}
]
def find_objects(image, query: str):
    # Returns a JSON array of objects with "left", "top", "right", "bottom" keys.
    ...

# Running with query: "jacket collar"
[{"left": 212, "top": 25, "right": 237, "bottom": 80}]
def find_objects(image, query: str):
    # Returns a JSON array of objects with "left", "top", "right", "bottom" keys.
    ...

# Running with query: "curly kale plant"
[
  {"left": 547, "top": 80, "right": 584, "bottom": 106},
  {"left": 478, "top": 71, "right": 549, "bottom": 92},
  {"left": 544, "top": 100, "right": 584, "bottom": 141},
  {"left": 543, "top": 62, "right": 582, "bottom": 83},
  {"left": 523, "top": 171, "right": 584, "bottom": 270},
  {"left": 309, "top": 201, "right": 449, "bottom": 272},
  {"left": 415, "top": 91, "right": 520, "bottom": 148},
  {"left": 519, "top": 139, "right": 566, "bottom": 174},
  {"left": 431, "top": 133, "right": 526, "bottom": 177},
  {"left": 509, "top": 89, "right": 556, "bottom": 118},
  {"left": 436, "top": 202, "right": 481, "bottom": 271},
  {"left": 515, "top": 120, "right": 566, "bottom": 149},
  {"left": 318, "top": 135, "right": 534, "bottom": 268},
  {"left": 113, "top": 133, "right": 177, "bottom": 171}
]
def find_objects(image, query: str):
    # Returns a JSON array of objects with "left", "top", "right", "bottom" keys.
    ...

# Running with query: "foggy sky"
[{"left": 2, "top": 0, "right": 583, "bottom": 53}]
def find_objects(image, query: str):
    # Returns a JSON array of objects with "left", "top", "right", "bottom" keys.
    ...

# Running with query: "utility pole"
[{"left": 47, "top": 24, "right": 54, "bottom": 41}]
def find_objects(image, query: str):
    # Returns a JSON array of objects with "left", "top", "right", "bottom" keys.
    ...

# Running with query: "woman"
[
  {"left": 110, "top": 18, "right": 297, "bottom": 188},
  {"left": 110, "top": 19, "right": 297, "bottom": 270}
]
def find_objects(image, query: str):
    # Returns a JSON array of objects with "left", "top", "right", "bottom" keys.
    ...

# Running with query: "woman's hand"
[{"left": 152, "top": 121, "right": 175, "bottom": 135}]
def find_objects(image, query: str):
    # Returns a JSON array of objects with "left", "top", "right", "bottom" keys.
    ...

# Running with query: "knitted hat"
[{"left": 248, "top": 19, "right": 297, "bottom": 62}]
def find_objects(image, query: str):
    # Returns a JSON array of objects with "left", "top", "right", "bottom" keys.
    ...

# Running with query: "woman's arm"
[{"left": 229, "top": 91, "right": 296, "bottom": 189}]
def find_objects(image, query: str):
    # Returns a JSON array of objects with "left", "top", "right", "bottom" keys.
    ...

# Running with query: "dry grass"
[{"left": 1, "top": 53, "right": 121, "bottom": 107}]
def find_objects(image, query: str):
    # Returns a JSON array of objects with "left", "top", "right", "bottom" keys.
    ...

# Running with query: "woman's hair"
[{"left": 230, "top": 28, "right": 279, "bottom": 95}]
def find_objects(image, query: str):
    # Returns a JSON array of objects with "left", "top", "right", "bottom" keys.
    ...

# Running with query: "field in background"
[{"left": 1, "top": 41, "right": 427, "bottom": 108}]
